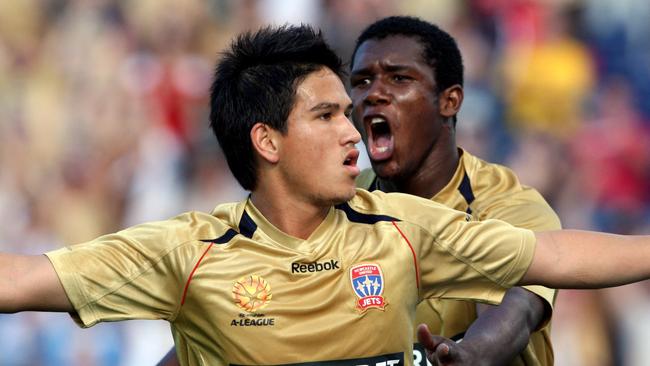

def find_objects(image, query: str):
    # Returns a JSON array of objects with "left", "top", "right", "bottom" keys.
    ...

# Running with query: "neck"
[
  {"left": 378, "top": 131, "right": 459, "bottom": 199},
  {"left": 250, "top": 185, "right": 330, "bottom": 240}
]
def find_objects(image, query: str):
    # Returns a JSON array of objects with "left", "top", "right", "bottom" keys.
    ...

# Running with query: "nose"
[
  {"left": 364, "top": 80, "right": 390, "bottom": 106},
  {"left": 341, "top": 115, "right": 362, "bottom": 145}
]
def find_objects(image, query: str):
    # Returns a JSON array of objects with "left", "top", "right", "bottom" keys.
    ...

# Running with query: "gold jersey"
[
  {"left": 46, "top": 189, "right": 536, "bottom": 366},
  {"left": 357, "top": 149, "right": 561, "bottom": 366}
]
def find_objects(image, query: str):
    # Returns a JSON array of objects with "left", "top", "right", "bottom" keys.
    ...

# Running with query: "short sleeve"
[
  {"left": 45, "top": 213, "right": 216, "bottom": 328},
  {"left": 417, "top": 214, "right": 537, "bottom": 304}
]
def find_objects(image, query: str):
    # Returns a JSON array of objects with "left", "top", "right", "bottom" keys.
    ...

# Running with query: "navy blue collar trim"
[
  {"left": 458, "top": 172, "right": 475, "bottom": 214},
  {"left": 202, "top": 228, "right": 238, "bottom": 244},
  {"left": 335, "top": 202, "right": 399, "bottom": 224},
  {"left": 202, "top": 209, "right": 258, "bottom": 244},
  {"left": 238, "top": 210, "right": 257, "bottom": 239}
]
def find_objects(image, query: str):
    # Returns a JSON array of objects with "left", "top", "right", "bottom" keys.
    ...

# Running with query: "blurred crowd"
[{"left": 1, "top": 0, "right": 650, "bottom": 365}]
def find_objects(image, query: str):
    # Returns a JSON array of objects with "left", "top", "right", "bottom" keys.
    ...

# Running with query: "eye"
[
  {"left": 392, "top": 74, "right": 411, "bottom": 82},
  {"left": 351, "top": 77, "right": 371, "bottom": 88},
  {"left": 319, "top": 112, "right": 333, "bottom": 121}
]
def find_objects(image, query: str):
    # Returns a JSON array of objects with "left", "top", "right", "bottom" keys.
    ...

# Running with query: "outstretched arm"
[
  {"left": 0, "top": 253, "right": 72, "bottom": 313},
  {"left": 417, "top": 287, "right": 545, "bottom": 366},
  {"left": 523, "top": 230, "right": 650, "bottom": 288},
  {"left": 156, "top": 348, "right": 180, "bottom": 366}
]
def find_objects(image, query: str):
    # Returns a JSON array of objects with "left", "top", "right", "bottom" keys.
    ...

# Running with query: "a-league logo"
[{"left": 350, "top": 263, "right": 387, "bottom": 312}]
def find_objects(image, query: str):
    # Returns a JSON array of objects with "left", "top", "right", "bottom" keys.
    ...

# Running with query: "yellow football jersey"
[
  {"left": 357, "top": 148, "right": 561, "bottom": 366},
  {"left": 46, "top": 189, "right": 536, "bottom": 366}
]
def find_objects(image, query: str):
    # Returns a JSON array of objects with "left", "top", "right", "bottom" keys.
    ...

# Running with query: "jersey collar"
[{"left": 242, "top": 198, "right": 339, "bottom": 253}]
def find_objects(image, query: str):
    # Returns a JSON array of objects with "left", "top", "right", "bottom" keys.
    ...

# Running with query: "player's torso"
[
  {"left": 422, "top": 152, "right": 556, "bottom": 366},
  {"left": 357, "top": 149, "right": 558, "bottom": 366},
  {"left": 174, "top": 201, "right": 421, "bottom": 365}
]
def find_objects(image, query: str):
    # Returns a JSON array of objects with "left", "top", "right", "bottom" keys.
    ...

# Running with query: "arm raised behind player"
[
  {"left": 418, "top": 287, "right": 546, "bottom": 366},
  {"left": 0, "top": 254, "right": 72, "bottom": 313}
]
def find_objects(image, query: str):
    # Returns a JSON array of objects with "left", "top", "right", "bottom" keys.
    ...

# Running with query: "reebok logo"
[{"left": 291, "top": 259, "right": 340, "bottom": 274}]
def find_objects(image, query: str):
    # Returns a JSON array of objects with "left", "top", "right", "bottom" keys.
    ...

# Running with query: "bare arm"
[
  {"left": 522, "top": 230, "right": 650, "bottom": 288},
  {"left": 417, "top": 287, "right": 545, "bottom": 366},
  {"left": 156, "top": 348, "right": 180, "bottom": 366},
  {"left": 466, "top": 288, "right": 546, "bottom": 365},
  {"left": 0, "top": 253, "right": 73, "bottom": 313}
]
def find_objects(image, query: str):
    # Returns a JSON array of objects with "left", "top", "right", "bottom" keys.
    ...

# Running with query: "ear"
[
  {"left": 250, "top": 122, "right": 281, "bottom": 164},
  {"left": 438, "top": 84, "right": 464, "bottom": 120}
]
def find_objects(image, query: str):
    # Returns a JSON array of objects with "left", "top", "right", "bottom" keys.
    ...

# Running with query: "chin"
[
  {"left": 373, "top": 162, "right": 403, "bottom": 181},
  {"left": 321, "top": 187, "right": 357, "bottom": 206},
  {"left": 341, "top": 187, "right": 357, "bottom": 201}
]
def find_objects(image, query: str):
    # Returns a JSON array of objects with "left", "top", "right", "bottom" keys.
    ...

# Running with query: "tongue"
[{"left": 369, "top": 134, "right": 394, "bottom": 161}]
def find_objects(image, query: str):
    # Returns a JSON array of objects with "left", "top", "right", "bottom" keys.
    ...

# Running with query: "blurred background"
[{"left": 1, "top": 0, "right": 650, "bottom": 365}]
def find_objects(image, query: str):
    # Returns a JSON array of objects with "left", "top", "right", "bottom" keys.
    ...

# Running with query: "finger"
[
  {"left": 436, "top": 341, "right": 451, "bottom": 358},
  {"left": 418, "top": 325, "right": 461, "bottom": 365},
  {"left": 436, "top": 343, "right": 454, "bottom": 365},
  {"left": 417, "top": 324, "right": 437, "bottom": 362},
  {"left": 417, "top": 324, "right": 440, "bottom": 350},
  {"left": 434, "top": 340, "right": 460, "bottom": 364}
]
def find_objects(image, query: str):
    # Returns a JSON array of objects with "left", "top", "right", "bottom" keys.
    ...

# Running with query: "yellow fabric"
[
  {"left": 358, "top": 148, "right": 561, "bottom": 366},
  {"left": 46, "top": 189, "right": 536, "bottom": 366}
]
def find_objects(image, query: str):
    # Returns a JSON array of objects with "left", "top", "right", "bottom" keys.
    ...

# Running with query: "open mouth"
[
  {"left": 343, "top": 149, "right": 360, "bottom": 176},
  {"left": 344, "top": 149, "right": 359, "bottom": 167},
  {"left": 366, "top": 116, "right": 394, "bottom": 161}
]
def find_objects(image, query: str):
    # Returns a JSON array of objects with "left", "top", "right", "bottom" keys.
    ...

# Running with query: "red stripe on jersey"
[
  {"left": 392, "top": 221, "right": 420, "bottom": 289},
  {"left": 181, "top": 243, "right": 214, "bottom": 305}
]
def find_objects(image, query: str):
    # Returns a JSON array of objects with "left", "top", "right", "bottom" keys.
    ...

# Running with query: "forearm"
[
  {"left": 0, "top": 253, "right": 72, "bottom": 313},
  {"left": 462, "top": 287, "right": 546, "bottom": 366},
  {"left": 0, "top": 253, "right": 23, "bottom": 312},
  {"left": 523, "top": 230, "right": 650, "bottom": 288}
]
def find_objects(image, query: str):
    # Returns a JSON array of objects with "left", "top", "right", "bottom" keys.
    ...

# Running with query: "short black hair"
[
  {"left": 209, "top": 24, "right": 343, "bottom": 190},
  {"left": 352, "top": 16, "right": 464, "bottom": 92}
]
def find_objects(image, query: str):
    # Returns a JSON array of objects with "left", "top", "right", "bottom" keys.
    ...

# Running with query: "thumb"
[{"left": 417, "top": 323, "right": 441, "bottom": 351}]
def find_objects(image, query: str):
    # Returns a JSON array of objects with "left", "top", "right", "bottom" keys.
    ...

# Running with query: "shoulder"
[
  {"left": 463, "top": 151, "right": 521, "bottom": 186},
  {"left": 131, "top": 210, "right": 232, "bottom": 237},
  {"left": 348, "top": 189, "right": 470, "bottom": 231},
  {"left": 462, "top": 150, "right": 542, "bottom": 201},
  {"left": 461, "top": 150, "right": 561, "bottom": 230}
]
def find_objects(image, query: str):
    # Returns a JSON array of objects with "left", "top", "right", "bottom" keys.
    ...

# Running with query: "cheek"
[{"left": 295, "top": 142, "right": 327, "bottom": 168}]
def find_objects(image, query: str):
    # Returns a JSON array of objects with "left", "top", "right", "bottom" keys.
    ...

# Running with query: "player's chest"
[{"left": 178, "top": 230, "right": 419, "bottom": 364}]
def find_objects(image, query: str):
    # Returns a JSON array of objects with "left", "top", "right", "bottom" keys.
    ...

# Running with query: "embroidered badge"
[{"left": 350, "top": 263, "right": 387, "bottom": 312}]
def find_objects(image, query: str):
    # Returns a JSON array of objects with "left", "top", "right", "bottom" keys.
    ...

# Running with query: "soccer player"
[
  {"left": 3, "top": 24, "right": 650, "bottom": 366},
  {"left": 350, "top": 16, "right": 558, "bottom": 365}
]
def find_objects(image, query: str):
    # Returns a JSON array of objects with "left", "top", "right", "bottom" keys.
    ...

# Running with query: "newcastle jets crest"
[{"left": 350, "top": 263, "right": 387, "bottom": 312}]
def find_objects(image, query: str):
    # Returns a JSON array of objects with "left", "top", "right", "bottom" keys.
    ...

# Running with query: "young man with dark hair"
[
  {"left": 351, "top": 16, "right": 558, "bottom": 365},
  {"left": 4, "top": 24, "right": 650, "bottom": 366}
]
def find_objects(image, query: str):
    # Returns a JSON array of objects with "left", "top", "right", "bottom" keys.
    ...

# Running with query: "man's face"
[
  {"left": 278, "top": 67, "right": 361, "bottom": 205},
  {"left": 350, "top": 35, "right": 443, "bottom": 181}
]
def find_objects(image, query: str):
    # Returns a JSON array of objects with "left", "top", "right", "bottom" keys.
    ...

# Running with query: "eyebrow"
[
  {"left": 309, "top": 102, "right": 354, "bottom": 114},
  {"left": 351, "top": 63, "right": 413, "bottom": 76},
  {"left": 309, "top": 102, "right": 340, "bottom": 112}
]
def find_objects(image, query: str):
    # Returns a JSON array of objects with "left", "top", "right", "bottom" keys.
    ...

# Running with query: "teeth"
[
  {"left": 376, "top": 146, "right": 388, "bottom": 153},
  {"left": 370, "top": 117, "right": 386, "bottom": 125}
]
